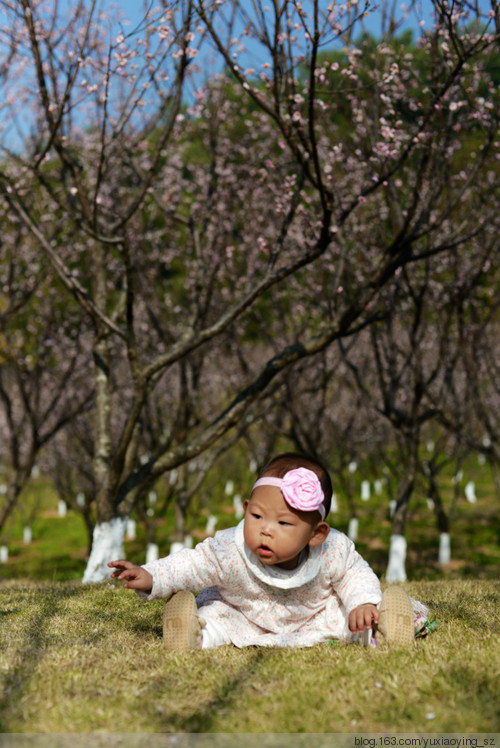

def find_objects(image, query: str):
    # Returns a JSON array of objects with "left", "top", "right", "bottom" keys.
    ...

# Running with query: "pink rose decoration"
[{"left": 281, "top": 468, "right": 324, "bottom": 515}]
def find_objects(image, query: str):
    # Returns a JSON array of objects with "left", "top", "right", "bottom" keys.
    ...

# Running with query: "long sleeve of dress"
[
  {"left": 141, "top": 530, "right": 232, "bottom": 600},
  {"left": 325, "top": 530, "right": 382, "bottom": 613}
]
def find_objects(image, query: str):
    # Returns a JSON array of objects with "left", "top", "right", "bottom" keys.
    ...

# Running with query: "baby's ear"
[
  {"left": 243, "top": 500, "right": 249, "bottom": 512},
  {"left": 308, "top": 521, "right": 330, "bottom": 548}
]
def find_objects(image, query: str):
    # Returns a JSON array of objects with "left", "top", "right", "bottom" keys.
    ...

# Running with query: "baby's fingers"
[
  {"left": 355, "top": 609, "right": 369, "bottom": 632},
  {"left": 108, "top": 559, "right": 132, "bottom": 569},
  {"left": 116, "top": 568, "right": 140, "bottom": 582},
  {"left": 108, "top": 560, "right": 133, "bottom": 577},
  {"left": 108, "top": 562, "right": 152, "bottom": 592},
  {"left": 350, "top": 604, "right": 378, "bottom": 633}
]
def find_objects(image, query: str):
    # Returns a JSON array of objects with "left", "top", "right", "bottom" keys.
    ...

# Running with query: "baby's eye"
[
  {"left": 251, "top": 513, "right": 262, "bottom": 520},
  {"left": 279, "top": 521, "right": 292, "bottom": 526}
]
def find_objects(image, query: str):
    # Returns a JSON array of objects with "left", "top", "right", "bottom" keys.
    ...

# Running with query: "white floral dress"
[{"left": 142, "top": 520, "right": 383, "bottom": 648}]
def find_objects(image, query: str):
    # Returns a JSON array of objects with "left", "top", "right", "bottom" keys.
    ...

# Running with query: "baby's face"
[{"left": 243, "top": 486, "right": 318, "bottom": 570}]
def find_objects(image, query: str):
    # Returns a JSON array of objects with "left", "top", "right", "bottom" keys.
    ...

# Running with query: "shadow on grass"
[
  {"left": 156, "top": 647, "right": 271, "bottom": 733},
  {"left": 5, "top": 551, "right": 85, "bottom": 581},
  {"left": 0, "top": 583, "right": 82, "bottom": 731}
]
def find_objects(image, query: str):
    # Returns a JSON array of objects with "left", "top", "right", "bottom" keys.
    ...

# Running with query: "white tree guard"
[
  {"left": 465, "top": 481, "right": 477, "bottom": 503},
  {"left": 146, "top": 543, "right": 159, "bottom": 563},
  {"left": 348, "top": 517, "right": 359, "bottom": 542},
  {"left": 329, "top": 491, "right": 338, "bottom": 514},
  {"left": 233, "top": 494, "right": 244, "bottom": 519},
  {"left": 82, "top": 517, "right": 127, "bottom": 583},
  {"left": 169, "top": 542, "right": 184, "bottom": 555},
  {"left": 206, "top": 515, "right": 218, "bottom": 534},
  {"left": 439, "top": 532, "right": 451, "bottom": 564},
  {"left": 385, "top": 533, "right": 407, "bottom": 582}
]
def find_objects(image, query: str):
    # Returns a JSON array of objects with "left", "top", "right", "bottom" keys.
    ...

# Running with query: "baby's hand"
[
  {"left": 108, "top": 560, "right": 153, "bottom": 592},
  {"left": 349, "top": 603, "right": 379, "bottom": 634}
]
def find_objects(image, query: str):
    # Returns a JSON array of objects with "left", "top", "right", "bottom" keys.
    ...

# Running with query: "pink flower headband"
[{"left": 252, "top": 467, "right": 326, "bottom": 520}]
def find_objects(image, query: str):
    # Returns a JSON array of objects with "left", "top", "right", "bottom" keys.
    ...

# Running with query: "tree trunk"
[
  {"left": 82, "top": 245, "right": 118, "bottom": 582},
  {"left": 0, "top": 464, "right": 33, "bottom": 534},
  {"left": 385, "top": 449, "right": 415, "bottom": 582},
  {"left": 174, "top": 501, "right": 186, "bottom": 542},
  {"left": 0, "top": 483, "right": 22, "bottom": 533},
  {"left": 428, "top": 471, "right": 451, "bottom": 565}
]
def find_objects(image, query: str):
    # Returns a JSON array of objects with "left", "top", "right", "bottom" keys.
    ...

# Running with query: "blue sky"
[
  {"left": 109, "top": 0, "right": 494, "bottom": 79},
  {"left": 0, "top": 0, "right": 493, "bottom": 152},
  {"left": 106, "top": 0, "right": 441, "bottom": 87},
  {"left": 114, "top": 0, "right": 435, "bottom": 34}
]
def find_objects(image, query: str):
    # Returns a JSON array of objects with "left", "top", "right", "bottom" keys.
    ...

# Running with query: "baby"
[{"left": 109, "top": 453, "right": 419, "bottom": 650}]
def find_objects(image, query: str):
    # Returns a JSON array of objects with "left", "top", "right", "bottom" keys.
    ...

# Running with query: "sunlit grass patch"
[{"left": 0, "top": 579, "right": 498, "bottom": 733}]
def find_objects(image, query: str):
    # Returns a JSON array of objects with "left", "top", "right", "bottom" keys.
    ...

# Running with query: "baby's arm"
[
  {"left": 349, "top": 602, "right": 380, "bottom": 634},
  {"left": 108, "top": 529, "right": 232, "bottom": 600},
  {"left": 108, "top": 560, "right": 153, "bottom": 592},
  {"left": 325, "top": 530, "right": 383, "bottom": 627}
]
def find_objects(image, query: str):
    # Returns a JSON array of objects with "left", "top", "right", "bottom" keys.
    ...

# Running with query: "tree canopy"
[{"left": 0, "top": 0, "right": 499, "bottom": 580}]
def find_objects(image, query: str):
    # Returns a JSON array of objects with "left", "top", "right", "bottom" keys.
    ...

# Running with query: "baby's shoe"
[
  {"left": 162, "top": 591, "right": 203, "bottom": 651},
  {"left": 375, "top": 586, "right": 414, "bottom": 646}
]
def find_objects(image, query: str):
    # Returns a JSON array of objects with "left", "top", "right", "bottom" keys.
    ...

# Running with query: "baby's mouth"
[{"left": 258, "top": 545, "right": 273, "bottom": 557}]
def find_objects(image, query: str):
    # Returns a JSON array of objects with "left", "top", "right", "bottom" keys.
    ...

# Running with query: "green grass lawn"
[
  {"left": 0, "top": 578, "right": 498, "bottom": 734},
  {"left": 0, "top": 462, "right": 498, "bottom": 735}
]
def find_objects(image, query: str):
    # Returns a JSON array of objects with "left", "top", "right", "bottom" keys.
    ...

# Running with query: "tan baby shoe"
[
  {"left": 375, "top": 586, "right": 414, "bottom": 646},
  {"left": 162, "top": 591, "right": 203, "bottom": 651}
]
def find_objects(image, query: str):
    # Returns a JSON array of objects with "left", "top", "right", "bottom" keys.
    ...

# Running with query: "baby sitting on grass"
[{"left": 109, "top": 452, "right": 425, "bottom": 650}]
